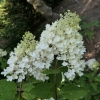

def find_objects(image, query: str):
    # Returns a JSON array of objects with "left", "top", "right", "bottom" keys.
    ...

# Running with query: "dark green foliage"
[
  {"left": 0, "top": 0, "right": 42, "bottom": 49},
  {"left": 0, "top": 79, "right": 17, "bottom": 100},
  {"left": 22, "top": 83, "right": 35, "bottom": 100},
  {"left": 30, "top": 83, "right": 54, "bottom": 99},
  {"left": 80, "top": 17, "right": 100, "bottom": 40},
  {"left": 0, "top": 0, "right": 5, "bottom": 3},
  {"left": 60, "top": 84, "right": 88, "bottom": 100},
  {"left": 44, "top": 0, "right": 63, "bottom": 8},
  {"left": 0, "top": 0, "right": 62, "bottom": 50},
  {"left": 75, "top": 70, "right": 100, "bottom": 100}
]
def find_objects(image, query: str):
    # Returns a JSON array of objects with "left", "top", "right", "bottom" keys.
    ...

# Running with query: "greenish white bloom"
[
  {"left": 1, "top": 32, "right": 48, "bottom": 82},
  {"left": 86, "top": 58, "right": 100, "bottom": 70}
]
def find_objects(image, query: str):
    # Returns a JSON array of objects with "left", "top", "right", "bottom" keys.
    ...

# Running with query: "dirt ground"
[{"left": 54, "top": 0, "right": 100, "bottom": 61}]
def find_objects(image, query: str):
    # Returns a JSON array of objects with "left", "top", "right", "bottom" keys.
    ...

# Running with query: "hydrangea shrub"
[{"left": 2, "top": 10, "right": 99, "bottom": 100}]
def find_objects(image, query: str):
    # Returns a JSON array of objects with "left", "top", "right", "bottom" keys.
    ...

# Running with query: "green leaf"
[
  {"left": 0, "top": 57, "right": 2, "bottom": 62},
  {"left": 42, "top": 66, "right": 68, "bottom": 75},
  {"left": 56, "top": 73, "right": 62, "bottom": 87},
  {"left": 91, "top": 83, "right": 98, "bottom": 91},
  {"left": 22, "top": 83, "right": 35, "bottom": 92},
  {"left": 95, "top": 76, "right": 100, "bottom": 82},
  {"left": 1, "top": 61, "right": 7, "bottom": 69},
  {"left": 84, "top": 71, "right": 96, "bottom": 82},
  {"left": 26, "top": 76, "right": 42, "bottom": 83},
  {"left": 0, "top": 57, "right": 7, "bottom": 69},
  {"left": 90, "top": 20, "right": 100, "bottom": 27},
  {"left": 59, "top": 67, "right": 68, "bottom": 73},
  {"left": 30, "top": 83, "right": 53, "bottom": 98},
  {"left": 42, "top": 68, "right": 61, "bottom": 74},
  {"left": 60, "top": 84, "right": 88, "bottom": 100},
  {"left": 49, "top": 73, "right": 62, "bottom": 87},
  {"left": 0, "top": 79, "right": 17, "bottom": 100},
  {"left": 22, "top": 92, "right": 35, "bottom": 100}
]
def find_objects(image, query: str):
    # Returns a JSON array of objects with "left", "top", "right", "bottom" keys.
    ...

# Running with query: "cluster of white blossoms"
[
  {"left": 0, "top": 49, "right": 7, "bottom": 57},
  {"left": 29, "top": 10, "right": 86, "bottom": 80},
  {"left": 1, "top": 10, "right": 86, "bottom": 82},
  {"left": 1, "top": 32, "right": 48, "bottom": 82}
]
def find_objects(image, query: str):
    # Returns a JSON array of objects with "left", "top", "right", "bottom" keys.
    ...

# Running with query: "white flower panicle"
[
  {"left": 1, "top": 10, "right": 86, "bottom": 82},
  {"left": 0, "top": 49, "right": 7, "bottom": 57},
  {"left": 1, "top": 32, "right": 48, "bottom": 82},
  {"left": 29, "top": 10, "right": 86, "bottom": 80}
]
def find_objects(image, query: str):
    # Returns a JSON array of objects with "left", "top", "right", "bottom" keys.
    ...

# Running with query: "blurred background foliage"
[
  {"left": 0, "top": 0, "right": 62, "bottom": 50},
  {"left": 0, "top": 0, "right": 62, "bottom": 80}
]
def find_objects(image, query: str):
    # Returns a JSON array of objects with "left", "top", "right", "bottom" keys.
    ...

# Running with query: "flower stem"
[
  {"left": 18, "top": 82, "right": 22, "bottom": 100},
  {"left": 54, "top": 59, "right": 58, "bottom": 100}
]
